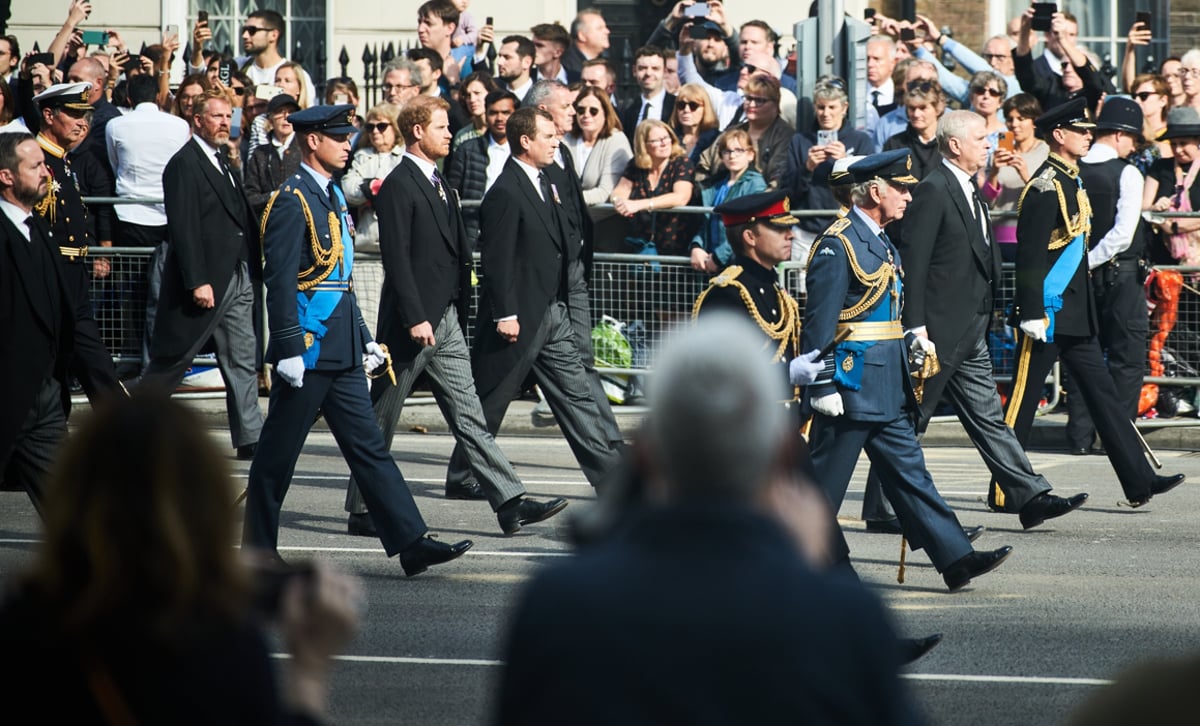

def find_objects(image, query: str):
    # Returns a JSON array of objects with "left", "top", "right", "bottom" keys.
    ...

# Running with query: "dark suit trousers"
[
  {"left": 243, "top": 366, "right": 427, "bottom": 556},
  {"left": 565, "top": 259, "right": 624, "bottom": 448},
  {"left": 1005, "top": 330, "right": 1154, "bottom": 502},
  {"left": 346, "top": 305, "right": 525, "bottom": 514},
  {"left": 60, "top": 260, "right": 121, "bottom": 399},
  {"left": 1064, "top": 267, "right": 1147, "bottom": 447},
  {"left": 809, "top": 415, "right": 973, "bottom": 572},
  {"left": 139, "top": 262, "right": 263, "bottom": 448},
  {"left": 2, "top": 376, "right": 66, "bottom": 516},
  {"left": 446, "top": 300, "right": 623, "bottom": 492}
]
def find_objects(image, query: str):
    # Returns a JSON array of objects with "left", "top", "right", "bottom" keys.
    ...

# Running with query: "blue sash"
[
  {"left": 834, "top": 253, "right": 902, "bottom": 392},
  {"left": 298, "top": 184, "right": 354, "bottom": 368},
  {"left": 1041, "top": 229, "right": 1084, "bottom": 343}
]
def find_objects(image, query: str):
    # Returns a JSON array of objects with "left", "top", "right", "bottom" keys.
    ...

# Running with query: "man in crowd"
[
  {"left": 1004, "top": 98, "right": 1184, "bottom": 508},
  {"left": 417, "top": 0, "right": 470, "bottom": 86},
  {"left": 677, "top": 32, "right": 797, "bottom": 131},
  {"left": 580, "top": 58, "right": 618, "bottom": 106},
  {"left": 496, "top": 36, "right": 536, "bottom": 104},
  {"left": 495, "top": 314, "right": 924, "bottom": 726},
  {"left": 443, "top": 107, "right": 623, "bottom": 500},
  {"left": 346, "top": 95, "right": 566, "bottom": 536},
  {"left": 531, "top": 22, "right": 577, "bottom": 84},
  {"left": 874, "top": 60, "right": 940, "bottom": 151},
  {"left": 104, "top": 74, "right": 189, "bottom": 372},
  {"left": 909, "top": 17, "right": 1021, "bottom": 104},
  {"left": 65, "top": 58, "right": 118, "bottom": 154},
  {"left": 889, "top": 109, "right": 1087, "bottom": 529},
  {"left": 140, "top": 90, "right": 262, "bottom": 460},
  {"left": 407, "top": 47, "right": 469, "bottom": 132},
  {"left": 563, "top": 8, "right": 610, "bottom": 77},
  {"left": 1066, "top": 98, "right": 1149, "bottom": 454},
  {"left": 445, "top": 89, "right": 517, "bottom": 245},
  {"left": 646, "top": 1, "right": 739, "bottom": 91},
  {"left": 235, "top": 10, "right": 315, "bottom": 106},
  {"left": 620, "top": 46, "right": 675, "bottom": 141},
  {"left": 32, "top": 83, "right": 121, "bottom": 401},
  {"left": 800, "top": 149, "right": 1013, "bottom": 591},
  {"left": 381, "top": 58, "right": 423, "bottom": 108},
  {"left": 1013, "top": 9, "right": 1106, "bottom": 112},
  {"left": 243, "top": 104, "right": 472, "bottom": 576},
  {"left": 865, "top": 35, "right": 899, "bottom": 134}
]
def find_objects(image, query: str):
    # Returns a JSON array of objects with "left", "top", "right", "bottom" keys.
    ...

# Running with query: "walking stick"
[{"left": 1131, "top": 420, "right": 1163, "bottom": 469}]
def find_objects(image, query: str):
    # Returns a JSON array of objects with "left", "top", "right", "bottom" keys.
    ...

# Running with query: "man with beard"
[
  {"left": 495, "top": 36, "right": 535, "bottom": 104},
  {"left": 445, "top": 89, "right": 517, "bottom": 246}
]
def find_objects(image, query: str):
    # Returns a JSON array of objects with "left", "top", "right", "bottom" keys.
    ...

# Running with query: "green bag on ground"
[{"left": 591, "top": 315, "right": 632, "bottom": 404}]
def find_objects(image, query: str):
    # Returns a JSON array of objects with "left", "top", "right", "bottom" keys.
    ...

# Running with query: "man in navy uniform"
[
  {"left": 241, "top": 105, "right": 472, "bottom": 576},
  {"left": 1004, "top": 97, "right": 1184, "bottom": 508},
  {"left": 800, "top": 149, "right": 1013, "bottom": 591}
]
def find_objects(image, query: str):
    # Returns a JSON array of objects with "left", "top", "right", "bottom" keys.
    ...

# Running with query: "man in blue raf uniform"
[
  {"left": 801, "top": 149, "right": 1014, "bottom": 592},
  {"left": 1004, "top": 97, "right": 1184, "bottom": 508},
  {"left": 241, "top": 105, "right": 472, "bottom": 576}
]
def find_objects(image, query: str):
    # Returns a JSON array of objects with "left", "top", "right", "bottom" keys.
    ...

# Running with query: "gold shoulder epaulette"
[
  {"left": 824, "top": 216, "right": 852, "bottom": 236},
  {"left": 1031, "top": 167, "right": 1056, "bottom": 192},
  {"left": 709, "top": 264, "right": 744, "bottom": 287}
]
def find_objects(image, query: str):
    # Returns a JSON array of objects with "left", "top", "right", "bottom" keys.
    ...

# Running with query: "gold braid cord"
[
  {"left": 1016, "top": 156, "right": 1093, "bottom": 252},
  {"left": 806, "top": 219, "right": 896, "bottom": 321},
  {"left": 260, "top": 188, "right": 345, "bottom": 289},
  {"left": 692, "top": 265, "right": 801, "bottom": 363}
]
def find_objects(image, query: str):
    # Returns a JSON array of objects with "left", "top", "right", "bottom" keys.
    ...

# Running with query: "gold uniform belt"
[
  {"left": 59, "top": 245, "right": 88, "bottom": 260},
  {"left": 836, "top": 321, "right": 904, "bottom": 341}
]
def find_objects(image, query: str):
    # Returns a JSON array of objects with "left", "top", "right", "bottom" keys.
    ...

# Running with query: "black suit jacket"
[
  {"left": 153, "top": 138, "right": 262, "bottom": 358},
  {"left": 0, "top": 213, "right": 73, "bottom": 473},
  {"left": 472, "top": 158, "right": 568, "bottom": 395},
  {"left": 619, "top": 92, "right": 677, "bottom": 142},
  {"left": 897, "top": 162, "right": 1001, "bottom": 371},
  {"left": 374, "top": 157, "right": 473, "bottom": 362},
  {"left": 542, "top": 148, "right": 594, "bottom": 277}
]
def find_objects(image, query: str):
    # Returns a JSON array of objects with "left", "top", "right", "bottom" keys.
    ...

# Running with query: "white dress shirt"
[
  {"left": 484, "top": 134, "right": 511, "bottom": 192},
  {"left": 941, "top": 158, "right": 990, "bottom": 243},
  {"left": 638, "top": 88, "right": 667, "bottom": 123},
  {"left": 105, "top": 102, "right": 190, "bottom": 226},
  {"left": 1082, "top": 143, "right": 1144, "bottom": 269},
  {"left": 0, "top": 197, "right": 33, "bottom": 241}
]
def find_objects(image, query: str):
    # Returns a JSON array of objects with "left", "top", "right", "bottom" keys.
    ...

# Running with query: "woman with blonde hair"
[
  {"left": 612, "top": 119, "right": 697, "bottom": 256},
  {"left": 249, "top": 61, "right": 311, "bottom": 157},
  {"left": 670, "top": 82, "right": 719, "bottom": 165},
  {"left": 1131, "top": 72, "right": 1173, "bottom": 168}
]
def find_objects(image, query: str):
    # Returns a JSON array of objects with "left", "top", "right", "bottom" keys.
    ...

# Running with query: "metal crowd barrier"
[{"left": 80, "top": 196, "right": 1200, "bottom": 422}]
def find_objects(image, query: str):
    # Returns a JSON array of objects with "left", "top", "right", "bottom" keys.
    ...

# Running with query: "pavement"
[{"left": 177, "top": 389, "right": 1200, "bottom": 454}]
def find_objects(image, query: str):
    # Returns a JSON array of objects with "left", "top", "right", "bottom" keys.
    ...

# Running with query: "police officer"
[
  {"left": 1005, "top": 98, "right": 1184, "bottom": 507},
  {"left": 241, "top": 105, "right": 472, "bottom": 576},
  {"left": 31, "top": 82, "right": 121, "bottom": 401},
  {"left": 801, "top": 150, "right": 1013, "bottom": 591},
  {"left": 1065, "top": 98, "right": 1149, "bottom": 453}
]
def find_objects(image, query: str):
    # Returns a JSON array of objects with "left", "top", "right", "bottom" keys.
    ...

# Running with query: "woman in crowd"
[
  {"left": 690, "top": 127, "right": 766, "bottom": 273},
  {"left": 1144, "top": 107, "right": 1200, "bottom": 265},
  {"left": 0, "top": 80, "right": 25, "bottom": 132},
  {"left": 565, "top": 85, "right": 632, "bottom": 253},
  {"left": 612, "top": 119, "right": 697, "bottom": 257},
  {"left": 884, "top": 79, "right": 946, "bottom": 181},
  {"left": 244, "top": 94, "right": 303, "bottom": 219},
  {"left": 249, "top": 62, "right": 310, "bottom": 157},
  {"left": 1131, "top": 72, "right": 1173, "bottom": 172},
  {"left": 0, "top": 395, "right": 360, "bottom": 724},
  {"left": 342, "top": 103, "right": 405, "bottom": 255},
  {"left": 785, "top": 77, "right": 875, "bottom": 263},
  {"left": 452, "top": 71, "right": 499, "bottom": 152},
  {"left": 731, "top": 74, "right": 792, "bottom": 187},
  {"left": 981, "top": 93, "right": 1046, "bottom": 262},
  {"left": 968, "top": 70, "right": 1008, "bottom": 145},
  {"left": 1179, "top": 50, "right": 1200, "bottom": 112},
  {"left": 670, "top": 82, "right": 720, "bottom": 168},
  {"left": 173, "top": 73, "right": 211, "bottom": 120}
]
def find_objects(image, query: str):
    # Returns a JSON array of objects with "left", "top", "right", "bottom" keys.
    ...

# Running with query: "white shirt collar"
[
  {"left": 1082, "top": 142, "right": 1118, "bottom": 163},
  {"left": 403, "top": 150, "right": 438, "bottom": 180},
  {"left": 193, "top": 134, "right": 224, "bottom": 169},
  {"left": 851, "top": 206, "right": 884, "bottom": 236},
  {"left": 0, "top": 197, "right": 33, "bottom": 241},
  {"left": 941, "top": 158, "right": 975, "bottom": 187},
  {"left": 1042, "top": 47, "right": 1064, "bottom": 76},
  {"left": 300, "top": 162, "right": 331, "bottom": 192},
  {"left": 511, "top": 156, "right": 545, "bottom": 199},
  {"left": 487, "top": 132, "right": 508, "bottom": 149},
  {"left": 510, "top": 77, "right": 533, "bottom": 100},
  {"left": 642, "top": 87, "right": 666, "bottom": 106}
]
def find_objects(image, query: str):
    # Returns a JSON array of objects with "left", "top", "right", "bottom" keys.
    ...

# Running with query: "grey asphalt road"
[{"left": 2, "top": 427, "right": 1198, "bottom": 726}]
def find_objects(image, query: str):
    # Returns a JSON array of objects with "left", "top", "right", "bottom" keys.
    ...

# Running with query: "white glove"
[
  {"left": 276, "top": 355, "right": 306, "bottom": 388},
  {"left": 363, "top": 341, "right": 387, "bottom": 372},
  {"left": 1018, "top": 319, "right": 1047, "bottom": 343},
  {"left": 809, "top": 391, "right": 845, "bottom": 417},
  {"left": 909, "top": 335, "right": 937, "bottom": 366},
  {"left": 789, "top": 349, "right": 824, "bottom": 387}
]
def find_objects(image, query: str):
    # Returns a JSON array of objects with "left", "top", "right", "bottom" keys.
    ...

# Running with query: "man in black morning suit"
[
  {"left": 241, "top": 105, "right": 471, "bottom": 576},
  {"left": 1004, "top": 98, "right": 1184, "bottom": 508},
  {"left": 445, "top": 107, "right": 623, "bottom": 497},
  {"left": 0, "top": 133, "right": 76, "bottom": 513},
  {"left": 343, "top": 95, "right": 566, "bottom": 537},
  {"left": 528, "top": 79, "right": 624, "bottom": 450},
  {"left": 868, "top": 110, "right": 1087, "bottom": 530},
  {"left": 140, "top": 90, "right": 263, "bottom": 459}
]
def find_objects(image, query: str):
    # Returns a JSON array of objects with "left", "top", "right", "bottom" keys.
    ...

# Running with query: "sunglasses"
[
  {"left": 972, "top": 86, "right": 1003, "bottom": 98},
  {"left": 242, "top": 25, "right": 270, "bottom": 35},
  {"left": 367, "top": 122, "right": 391, "bottom": 133},
  {"left": 981, "top": 52, "right": 1009, "bottom": 61},
  {"left": 677, "top": 100, "right": 703, "bottom": 111},
  {"left": 905, "top": 80, "right": 936, "bottom": 94},
  {"left": 230, "top": 86, "right": 246, "bottom": 96},
  {"left": 574, "top": 105, "right": 602, "bottom": 117},
  {"left": 1133, "top": 91, "right": 1160, "bottom": 101},
  {"left": 743, "top": 95, "right": 772, "bottom": 107}
]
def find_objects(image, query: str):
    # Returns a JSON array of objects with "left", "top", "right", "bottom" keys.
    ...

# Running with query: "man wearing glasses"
[
  {"left": 904, "top": 13, "right": 1021, "bottom": 105},
  {"left": 189, "top": 10, "right": 315, "bottom": 106},
  {"left": 380, "top": 58, "right": 423, "bottom": 108}
]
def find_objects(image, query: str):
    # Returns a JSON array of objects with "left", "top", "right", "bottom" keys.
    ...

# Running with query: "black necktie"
[
  {"left": 639, "top": 101, "right": 650, "bottom": 122},
  {"left": 538, "top": 170, "right": 555, "bottom": 206},
  {"left": 872, "top": 90, "right": 881, "bottom": 110},
  {"left": 328, "top": 180, "right": 341, "bottom": 212},
  {"left": 215, "top": 151, "right": 234, "bottom": 186},
  {"left": 23, "top": 215, "right": 34, "bottom": 244},
  {"left": 968, "top": 178, "right": 989, "bottom": 244}
]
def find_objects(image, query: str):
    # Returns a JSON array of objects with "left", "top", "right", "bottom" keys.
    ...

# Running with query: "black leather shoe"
[
  {"left": 963, "top": 525, "right": 985, "bottom": 543},
  {"left": 347, "top": 512, "right": 377, "bottom": 537},
  {"left": 1019, "top": 492, "right": 1088, "bottom": 530},
  {"left": 498, "top": 497, "right": 569, "bottom": 535},
  {"left": 865, "top": 518, "right": 903, "bottom": 534},
  {"left": 1152, "top": 473, "right": 1186, "bottom": 497},
  {"left": 899, "top": 633, "right": 943, "bottom": 664},
  {"left": 445, "top": 480, "right": 487, "bottom": 500},
  {"left": 943, "top": 546, "right": 1014, "bottom": 592},
  {"left": 399, "top": 536, "right": 473, "bottom": 577},
  {"left": 236, "top": 443, "right": 257, "bottom": 461}
]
